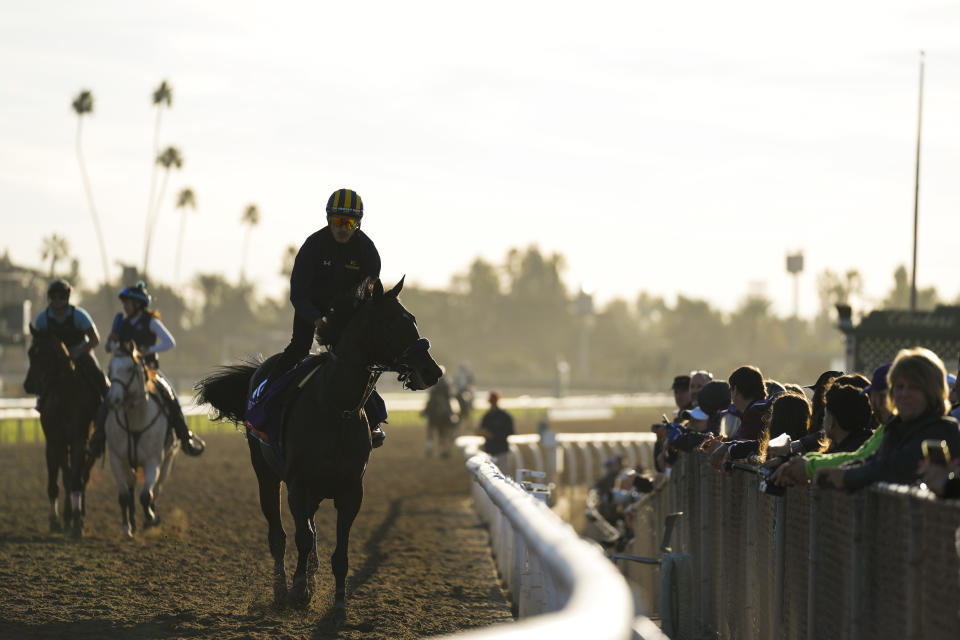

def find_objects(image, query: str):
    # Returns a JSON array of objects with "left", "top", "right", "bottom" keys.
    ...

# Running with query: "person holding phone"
[{"left": 918, "top": 439, "right": 960, "bottom": 498}]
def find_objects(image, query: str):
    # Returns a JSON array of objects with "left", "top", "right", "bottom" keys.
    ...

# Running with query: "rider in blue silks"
[
  {"left": 88, "top": 281, "right": 205, "bottom": 458},
  {"left": 265, "top": 187, "right": 388, "bottom": 448}
]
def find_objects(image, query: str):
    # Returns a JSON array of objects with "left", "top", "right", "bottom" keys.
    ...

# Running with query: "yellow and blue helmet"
[
  {"left": 326, "top": 188, "right": 363, "bottom": 219},
  {"left": 119, "top": 281, "right": 151, "bottom": 307}
]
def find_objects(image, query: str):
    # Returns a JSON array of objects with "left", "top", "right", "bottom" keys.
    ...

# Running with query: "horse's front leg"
[
  {"left": 287, "top": 483, "right": 319, "bottom": 609},
  {"left": 140, "top": 459, "right": 162, "bottom": 526},
  {"left": 109, "top": 449, "right": 137, "bottom": 538},
  {"left": 67, "top": 431, "right": 87, "bottom": 539},
  {"left": 331, "top": 480, "right": 363, "bottom": 624},
  {"left": 249, "top": 438, "right": 287, "bottom": 606},
  {"left": 44, "top": 435, "right": 64, "bottom": 532}
]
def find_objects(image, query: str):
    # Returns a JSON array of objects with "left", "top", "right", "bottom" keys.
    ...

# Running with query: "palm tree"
[
  {"left": 71, "top": 89, "right": 110, "bottom": 284},
  {"left": 142, "top": 145, "right": 183, "bottom": 277},
  {"left": 144, "top": 81, "right": 173, "bottom": 270},
  {"left": 40, "top": 234, "right": 70, "bottom": 278},
  {"left": 173, "top": 187, "right": 196, "bottom": 284},
  {"left": 239, "top": 204, "right": 260, "bottom": 283}
]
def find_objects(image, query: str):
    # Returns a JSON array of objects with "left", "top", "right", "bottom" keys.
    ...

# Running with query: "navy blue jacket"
[{"left": 289, "top": 227, "right": 381, "bottom": 324}]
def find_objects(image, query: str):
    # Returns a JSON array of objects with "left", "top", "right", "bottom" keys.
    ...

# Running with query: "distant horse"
[
  {"left": 195, "top": 277, "right": 441, "bottom": 621},
  {"left": 104, "top": 343, "right": 178, "bottom": 538},
  {"left": 22, "top": 326, "right": 98, "bottom": 537},
  {"left": 423, "top": 378, "right": 458, "bottom": 458}
]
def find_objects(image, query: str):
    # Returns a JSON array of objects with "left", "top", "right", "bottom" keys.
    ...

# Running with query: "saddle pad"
[{"left": 244, "top": 355, "right": 326, "bottom": 444}]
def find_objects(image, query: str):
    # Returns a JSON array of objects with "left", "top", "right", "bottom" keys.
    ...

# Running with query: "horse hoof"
[
  {"left": 287, "top": 579, "right": 311, "bottom": 609},
  {"left": 70, "top": 520, "right": 84, "bottom": 540},
  {"left": 273, "top": 585, "right": 288, "bottom": 608},
  {"left": 49, "top": 517, "right": 63, "bottom": 533},
  {"left": 333, "top": 602, "right": 346, "bottom": 626}
]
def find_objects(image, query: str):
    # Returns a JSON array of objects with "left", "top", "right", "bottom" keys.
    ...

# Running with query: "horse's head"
[
  {"left": 107, "top": 341, "right": 150, "bottom": 409},
  {"left": 23, "top": 325, "right": 73, "bottom": 395},
  {"left": 336, "top": 276, "right": 442, "bottom": 391}
]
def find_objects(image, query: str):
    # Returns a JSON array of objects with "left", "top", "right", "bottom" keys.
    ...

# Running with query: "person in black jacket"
[
  {"left": 817, "top": 347, "right": 960, "bottom": 490},
  {"left": 267, "top": 188, "right": 386, "bottom": 447}
]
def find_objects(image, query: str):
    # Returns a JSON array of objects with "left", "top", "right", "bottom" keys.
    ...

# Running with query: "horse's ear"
[
  {"left": 372, "top": 278, "right": 384, "bottom": 298},
  {"left": 386, "top": 275, "right": 405, "bottom": 299}
]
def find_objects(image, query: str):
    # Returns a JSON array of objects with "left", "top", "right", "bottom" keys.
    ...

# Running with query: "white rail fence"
[{"left": 448, "top": 434, "right": 667, "bottom": 640}]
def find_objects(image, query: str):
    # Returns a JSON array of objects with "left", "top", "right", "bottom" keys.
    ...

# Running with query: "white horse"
[{"left": 105, "top": 344, "right": 178, "bottom": 538}]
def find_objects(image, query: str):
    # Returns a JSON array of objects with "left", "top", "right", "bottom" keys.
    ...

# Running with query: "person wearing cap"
[
  {"left": 267, "top": 188, "right": 385, "bottom": 447},
  {"left": 864, "top": 363, "right": 893, "bottom": 424},
  {"left": 31, "top": 279, "right": 109, "bottom": 403},
  {"left": 671, "top": 375, "right": 693, "bottom": 414},
  {"left": 805, "top": 370, "right": 843, "bottom": 433},
  {"left": 672, "top": 381, "right": 731, "bottom": 453},
  {"left": 88, "top": 281, "right": 205, "bottom": 458}
]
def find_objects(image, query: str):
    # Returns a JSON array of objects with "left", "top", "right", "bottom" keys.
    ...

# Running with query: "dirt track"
[{"left": 0, "top": 425, "right": 515, "bottom": 639}]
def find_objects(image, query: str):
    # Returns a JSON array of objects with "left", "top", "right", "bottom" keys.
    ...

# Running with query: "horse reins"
[{"left": 338, "top": 337, "right": 432, "bottom": 419}]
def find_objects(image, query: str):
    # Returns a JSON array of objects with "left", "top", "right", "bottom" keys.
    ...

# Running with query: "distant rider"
[
  {"left": 266, "top": 188, "right": 386, "bottom": 447},
  {"left": 32, "top": 279, "right": 109, "bottom": 407},
  {"left": 88, "top": 282, "right": 205, "bottom": 457}
]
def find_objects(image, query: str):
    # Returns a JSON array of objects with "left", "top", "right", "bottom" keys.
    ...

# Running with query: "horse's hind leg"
[
  {"left": 67, "top": 433, "right": 87, "bottom": 539},
  {"left": 330, "top": 481, "right": 363, "bottom": 624},
  {"left": 140, "top": 459, "right": 162, "bottom": 526},
  {"left": 248, "top": 438, "right": 287, "bottom": 606}
]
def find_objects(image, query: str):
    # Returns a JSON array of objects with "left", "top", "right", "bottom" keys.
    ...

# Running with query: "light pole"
[
  {"left": 911, "top": 50, "right": 925, "bottom": 312},
  {"left": 786, "top": 252, "right": 804, "bottom": 347}
]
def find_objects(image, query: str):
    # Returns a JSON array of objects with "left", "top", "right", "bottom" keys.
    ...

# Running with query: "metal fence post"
[
  {"left": 773, "top": 495, "right": 786, "bottom": 640},
  {"left": 806, "top": 486, "right": 819, "bottom": 640},
  {"left": 744, "top": 478, "right": 758, "bottom": 640},
  {"left": 849, "top": 491, "right": 864, "bottom": 640},
  {"left": 905, "top": 498, "right": 921, "bottom": 640}
]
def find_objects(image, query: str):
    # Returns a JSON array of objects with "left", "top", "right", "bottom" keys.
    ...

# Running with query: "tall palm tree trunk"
[
  {"left": 76, "top": 118, "right": 110, "bottom": 284},
  {"left": 174, "top": 208, "right": 187, "bottom": 284},
  {"left": 142, "top": 167, "right": 171, "bottom": 279},
  {"left": 143, "top": 108, "right": 163, "bottom": 277}
]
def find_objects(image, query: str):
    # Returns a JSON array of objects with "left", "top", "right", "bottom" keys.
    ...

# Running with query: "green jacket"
[{"left": 803, "top": 424, "right": 885, "bottom": 478}]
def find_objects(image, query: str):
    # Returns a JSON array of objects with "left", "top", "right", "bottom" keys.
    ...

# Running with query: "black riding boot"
[
  {"left": 364, "top": 393, "right": 387, "bottom": 449},
  {"left": 156, "top": 379, "right": 205, "bottom": 457}
]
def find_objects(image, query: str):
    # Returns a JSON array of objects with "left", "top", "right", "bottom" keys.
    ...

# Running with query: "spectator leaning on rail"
[
  {"left": 478, "top": 391, "right": 515, "bottom": 473},
  {"left": 671, "top": 381, "right": 731, "bottom": 453},
  {"left": 728, "top": 366, "right": 769, "bottom": 441},
  {"left": 819, "top": 382, "right": 874, "bottom": 454},
  {"left": 813, "top": 347, "right": 960, "bottom": 491},
  {"left": 671, "top": 374, "right": 694, "bottom": 415},
  {"left": 689, "top": 370, "right": 713, "bottom": 406}
]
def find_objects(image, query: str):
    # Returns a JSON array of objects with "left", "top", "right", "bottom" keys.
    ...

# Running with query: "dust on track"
[{"left": 0, "top": 424, "right": 516, "bottom": 639}]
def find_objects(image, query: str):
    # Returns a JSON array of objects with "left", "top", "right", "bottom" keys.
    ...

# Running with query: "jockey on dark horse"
[
  {"left": 33, "top": 279, "right": 108, "bottom": 410},
  {"left": 88, "top": 281, "right": 206, "bottom": 457},
  {"left": 264, "top": 187, "right": 387, "bottom": 448}
]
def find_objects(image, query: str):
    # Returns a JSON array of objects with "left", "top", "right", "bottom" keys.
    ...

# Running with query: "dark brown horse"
[
  {"left": 23, "top": 326, "right": 99, "bottom": 537},
  {"left": 195, "top": 278, "right": 442, "bottom": 622}
]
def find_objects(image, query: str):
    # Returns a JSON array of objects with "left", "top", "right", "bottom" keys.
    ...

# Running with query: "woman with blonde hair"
[{"left": 817, "top": 347, "right": 960, "bottom": 490}]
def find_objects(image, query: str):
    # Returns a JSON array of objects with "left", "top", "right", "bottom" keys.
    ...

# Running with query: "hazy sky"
[{"left": 2, "top": 1, "right": 959, "bottom": 318}]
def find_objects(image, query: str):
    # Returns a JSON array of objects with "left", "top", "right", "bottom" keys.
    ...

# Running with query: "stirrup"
[{"left": 371, "top": 426, "right": 385, "bottom": 449}]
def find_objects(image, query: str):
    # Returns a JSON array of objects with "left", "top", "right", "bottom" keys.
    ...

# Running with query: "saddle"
[{"left": 244, "top": 353, "right": 330, "bottom": 447}]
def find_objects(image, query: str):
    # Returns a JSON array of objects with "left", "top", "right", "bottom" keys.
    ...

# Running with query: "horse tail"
[{"left": 194, "top": 359, "right": 261, "bottom": 424}]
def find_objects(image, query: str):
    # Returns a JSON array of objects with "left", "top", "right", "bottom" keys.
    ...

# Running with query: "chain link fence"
[{"left": 625, "top": 452, "right": 960, "bottom": 640}]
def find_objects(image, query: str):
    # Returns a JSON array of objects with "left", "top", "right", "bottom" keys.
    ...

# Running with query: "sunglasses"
[{"left": 330, "top": 215, "right": 359, "bottom": 231}]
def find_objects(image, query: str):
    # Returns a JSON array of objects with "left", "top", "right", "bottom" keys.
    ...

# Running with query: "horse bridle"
[
  {"left": 340, "top": 337, "right": 431, "bottom": 418},
  {"left": 109, "top": 352, "right": 163, "bottom": 467}
]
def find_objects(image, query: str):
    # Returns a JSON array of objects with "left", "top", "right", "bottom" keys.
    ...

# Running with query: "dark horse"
[
  {"left": 195, "top": 278, "right": 441, "bottom": 621},
  {"left": 22, "top": 326, "right": 98, "bottom": 538}
]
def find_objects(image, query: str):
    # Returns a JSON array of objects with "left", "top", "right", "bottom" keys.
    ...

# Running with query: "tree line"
[{"left": 56, "top": 245, "right": 957, "bottom": 393}]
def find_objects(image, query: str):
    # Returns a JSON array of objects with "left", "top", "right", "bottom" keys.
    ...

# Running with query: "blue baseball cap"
[{"left": 864, "top": 363, "right": 892, "bottom": 393}]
